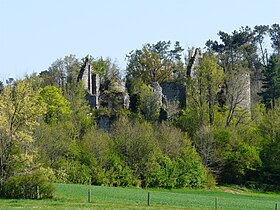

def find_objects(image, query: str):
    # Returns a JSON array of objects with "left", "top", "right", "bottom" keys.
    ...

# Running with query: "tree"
[
  {"left": 126, "top": 41, "right": 184, "bottom": 84},
  {"left": 40, "top": 54, "right": 81, "bottom": 89},
  {"left": 259, "top": 99, "right": 280, "bottom": 186},
  {"left": 269, "top": 24, "right": 280, "bottom": 55},
  {"left": 82, "top": 56, "right": 121, "bottom": 83},
  {"left": 186, "top": 53, "right": 224, "bottom": 126},
  {"left": 40, "top": 86, "right": 72, "bottom": 124},
  {"left": 0, "top": 79, "right": 54, "bottom": 198},
  {"left": 65, "top": 81, "right": 93, "bottom": 140},
  {"left": 194, "top": 126, "right": 221, "bottom": 174},
  {"left": 224, "top": 70, "right": 251, "bottom": 127},
  {"left": 206, "top": 26, "right": 257, "bottom": 72},
  {"left": 111, "top": 117, "right": 157, "bottom": 181},
  {"left": 154, "top": 122, "right": 188, "bottom": 159},
  {"left": 206, "top": 26, "right": 258, "bottom": 126},
  {"left": 139, "top": 84, "right": 161, "bottom": 121},
  {"left": 259, "top": 54, "right": 280, "bottom": 108},
  {"left": 254, "top": 25, "right": 269, "bottom": 65}
]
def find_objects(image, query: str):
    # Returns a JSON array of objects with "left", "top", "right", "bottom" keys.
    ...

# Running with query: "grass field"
[{"left": 1, "top": 183, "right": 280, "bottom": 209}]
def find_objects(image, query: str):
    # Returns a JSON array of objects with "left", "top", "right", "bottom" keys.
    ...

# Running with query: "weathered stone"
[
  {"left": 101, "top": 79, "right": 130, "bottom": 110},
  {"left": 187, "top": 48, "right": 203, "bottom": 77},
  {"left": 239, "top": 72, "right": 251, "bottom": 110},
  {"left": 151, "top": 82, "right": 163, "bottom": 106},
  {"left": 78, "top": 60, "right": 100, "bottom": 108},
  {"left": 92, "top": 73, "right": 100, "bottom": 108},
  {"left": 160, "top": 82, "right": 186, "bottom": 108}
]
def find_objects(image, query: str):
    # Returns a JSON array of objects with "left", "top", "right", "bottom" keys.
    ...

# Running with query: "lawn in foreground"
[{"left": 0, "top": 183, "right": 280, "bottom": 209}]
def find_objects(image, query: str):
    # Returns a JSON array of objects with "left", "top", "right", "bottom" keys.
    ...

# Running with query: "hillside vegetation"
[{"left": 0, "top": 24, "right": 280, "bottom": 199}]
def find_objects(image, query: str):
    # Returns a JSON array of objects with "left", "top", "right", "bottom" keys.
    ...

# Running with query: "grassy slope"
[{"left": 1, "top": 183, "right": 280, "bottom": 209}]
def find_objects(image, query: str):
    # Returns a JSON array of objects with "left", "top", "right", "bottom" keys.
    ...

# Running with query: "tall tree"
[
  {"left": 0, "top": 79, "right": 53, "bottom": 198},
  {"left": 260, "top": 54, "right": 280, "bottom": 108},
  {"left": 40, "top": 54, "right": 80, "bottom": 89},
  {"left": 206, "top": 26, "right": 259, "bottom": 126},
  {"left": 126, "top": 41, "right": 184, "bottom": 84},
  {"left": 269, "top": 24, "right": 280, "bottom": 55},
  {"left": 40, "top": 86, "right": 72, "bottom": 124},
  {"left": 186, "top": 53, "right": 224, "bottom": 126},
  {"left": 254, "top": 25, "right": 269, "bottom": 65}
]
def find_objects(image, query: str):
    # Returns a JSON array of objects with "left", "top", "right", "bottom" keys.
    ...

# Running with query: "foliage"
[
  {"left": 259, "top": 54, "right": 280, "bottom": 108},
  {"left": 40, "top": 85, "right": 72, "bottom": 123},
  {"left": 154, "top": 122, "right": 188, "bottom": 158},
  {"left": 4, "top": 25, "right": 280, "bottom": 192},
  {"left": 2, "top": 168, "right": 55, "bottom": 199},
  {"left": 269, "top": 23, "right": 280, "bottom": 54},
  {"left": 186, "top": 53, "right": 224, "bottom": 126},
  {"left": 65, "top": 81, "right": 93, "bottom": 140},
  {"left": 126, "top": 41, "right": 184, "bottom": 84},
  {"left": 39, "top": 54, "right": 80, "bottom": 88},
  {"left": 0, "top": 79, "right": 54, "bottom": 198},
  {"left": 111, "top": 117, "right": 156, "bottom": 180},
  {"left": 258, "top": 99, "right": 280, "bottom": 185}
]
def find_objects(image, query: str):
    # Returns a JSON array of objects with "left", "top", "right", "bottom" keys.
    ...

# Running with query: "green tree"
[
  {"left": 269, "top": 24, "right": 280, "bottom": 54},
  {"left": 139, "top": 84, "right": 161, "bottom": 121},
  {"left": 111, "top": 117, "right": 157, "bottom": 182},
  {"left": 154, "top": 122, "right": 188, "bottom": 159},
  {"left": 186, "top": 53, "right": 224, "bottom": 126},
  {"left": 40, "top": 86, "right": 72, "bottom": 123},
  {"left": 0, "top": 79, "right": 54, "bottom": 198},
  {"left": 260, "top": 54, "right": 280, "bottom": 108},
  {"left": 126, "top": 41, "right": 184, "bottom": 84},
  {"left": 39, "top": 54, "right": 80, "bottom": 89},
  {"left": 254, "top": 25, "right": 269, "bottom": 65},
  {"left": 206, "top": 27, "right": 258, "bottom": 126},
  {"left": 65, "top": 81, "right": 93, "bottom": 140}
]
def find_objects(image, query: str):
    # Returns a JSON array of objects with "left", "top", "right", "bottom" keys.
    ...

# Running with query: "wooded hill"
[{"left": 0, "top": 24, "right": 280, "bottom": 199}]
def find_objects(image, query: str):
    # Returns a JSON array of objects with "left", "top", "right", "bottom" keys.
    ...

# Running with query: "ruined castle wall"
[
  {"left": 92, "top": 73, "right": 100, "bottom": 108},
  {"left": 160, "top": 82, "right": 186, "bottom": 108},
  {"left": 151, "top": 82, "right": 163, "bottom": 106},
  {"left": 81, "top": 63, "right": 92, "bottom": 94},
  {"left": 78, "top": 61, "right": 101, "bottom": 108}
]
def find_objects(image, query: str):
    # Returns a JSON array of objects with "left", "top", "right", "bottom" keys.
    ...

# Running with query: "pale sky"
[{"left": 0, "top": 0, "right": 279, "bottom": 81}]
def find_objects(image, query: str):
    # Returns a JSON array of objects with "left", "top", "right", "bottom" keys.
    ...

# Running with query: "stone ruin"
[
  {"left": 78, "top": 59, "right": 129, "bottom": 110},
  {"left": 78, "top": 49, "right": 253, "bottom": 127},
  {"left": 77, "top": 58, "right": 100, "bottom": 108},
  {"left": 187, "top": 48, "right": 203, "bottom": 77},
  {"left": 99, "top": 79, "right": 130, "bottom": 110}
]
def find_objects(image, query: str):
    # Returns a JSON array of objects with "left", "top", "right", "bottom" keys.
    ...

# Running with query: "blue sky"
[{"left": 0, "top": 0, "right": 279, "bottom": 81}]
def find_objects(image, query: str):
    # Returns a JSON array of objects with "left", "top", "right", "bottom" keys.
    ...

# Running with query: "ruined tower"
[
  {"left": 78, "top": 58, "right": 100, "bottom": 108},
  {"left": 187, "top": 48, "right": 203, "bottom": 77}
]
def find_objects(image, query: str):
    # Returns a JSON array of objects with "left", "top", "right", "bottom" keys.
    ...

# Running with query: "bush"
[
  {"left": 105, "top": 153, "right": 138, "bottom": 187},
  {"left": 1, "top": 168, "right": 55, "bottom": 199},
  {"left": 54, "top": 158, "right": 92, "bottom": 185}
]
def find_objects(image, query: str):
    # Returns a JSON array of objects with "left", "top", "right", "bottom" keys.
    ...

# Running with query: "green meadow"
[{"left": 1, "top": 183, "right": 280, "bottom": 209}]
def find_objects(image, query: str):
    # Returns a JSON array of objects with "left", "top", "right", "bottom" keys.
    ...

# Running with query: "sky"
[{"left": 0, "top": 0, "right": 279, "bottom": 81}]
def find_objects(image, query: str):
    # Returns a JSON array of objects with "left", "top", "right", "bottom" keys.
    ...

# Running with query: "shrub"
[{"left": 1, "top": 168, "right": 55, "bottom": 199}]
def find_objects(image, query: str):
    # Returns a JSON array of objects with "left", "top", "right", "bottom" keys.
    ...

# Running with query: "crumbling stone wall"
[
  {"left": 78, "top": 60, "right": 100, "bottom": 108},
  {"left": 187, "top": 48, "right": 203, "bottom": 77},
  {"left": 160, "top": 82, "right": 186, "bottom": 108},
  {"left": 151, "top": 82, "right": 163, "bottom": 106}
]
